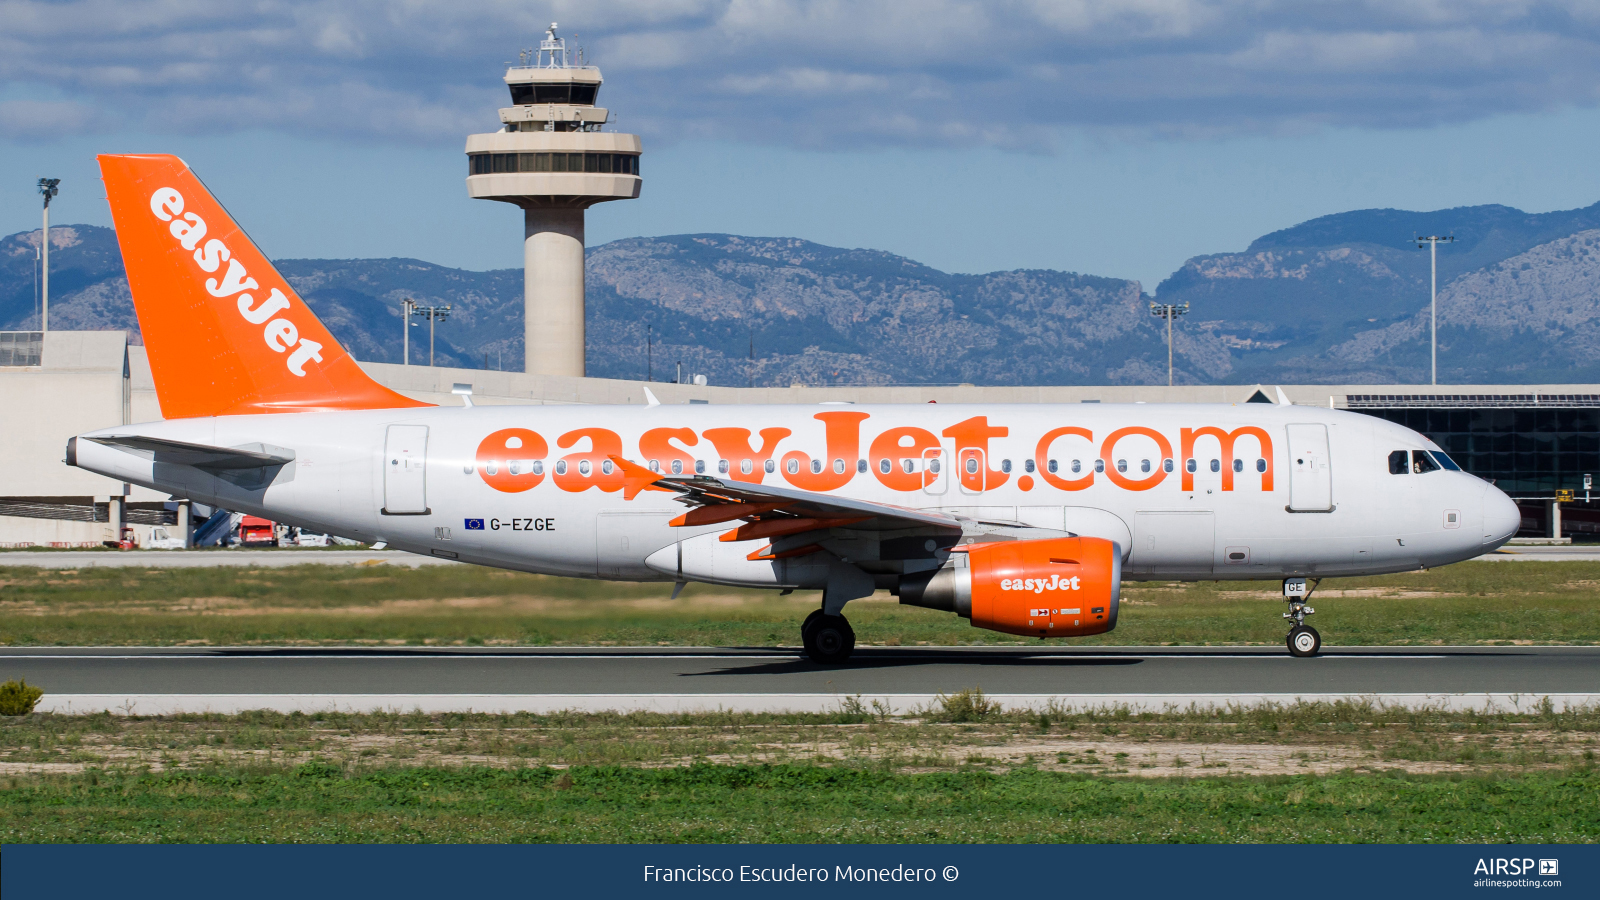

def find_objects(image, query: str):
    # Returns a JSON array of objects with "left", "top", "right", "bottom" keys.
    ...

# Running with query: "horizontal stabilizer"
[{"left": 85, "top": 435, "right": 295, "bottom": 471}]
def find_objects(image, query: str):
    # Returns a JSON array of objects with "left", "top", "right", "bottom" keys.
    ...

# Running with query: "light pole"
[
  {"left": 1149, "top": 302, "right": 1189, "bottom": 386},
  {"left": 1415, "top": 235, "right": 1453, "bottom": 385},
  {"left": 401, "top": 298, "right": 416, "bottom": 365},
  {"left": 408, "top": 304, "right": 451, "bottom": 367},
  {"left": 37, "top": 178, "right": 59, "bottom": 334}
]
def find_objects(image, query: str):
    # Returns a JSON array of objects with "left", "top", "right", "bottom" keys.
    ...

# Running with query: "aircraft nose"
[{"left": 1482, "top": 484, "right": 1521, "bottom": 549}]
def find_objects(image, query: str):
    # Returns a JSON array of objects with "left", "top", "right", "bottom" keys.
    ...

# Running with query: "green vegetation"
[
  {"left": 0, "top": 702, "right": 1596, "bottom": 842},
  {"left": 5, "top": 765, "right": 1596, "bottom": 843},
  {"left": 0, "top": 679, "right": 43, "bottom": 715},
  {"left": 0, "top": 559, "right": 1596, "bottom": 647}
]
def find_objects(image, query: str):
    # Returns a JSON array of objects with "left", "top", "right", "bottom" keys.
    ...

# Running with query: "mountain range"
[{"left": 4, "top": 199, "right": 1600, "bottom": 386}]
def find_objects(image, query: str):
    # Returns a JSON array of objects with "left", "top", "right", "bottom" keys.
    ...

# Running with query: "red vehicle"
[{"left": 238, "top": 516, "right": 277, "bottom": 546}]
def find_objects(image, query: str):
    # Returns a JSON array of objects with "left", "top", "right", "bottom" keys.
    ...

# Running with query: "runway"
[{"left": 8, "top": 646, "right": 1596, "bottom": 715}]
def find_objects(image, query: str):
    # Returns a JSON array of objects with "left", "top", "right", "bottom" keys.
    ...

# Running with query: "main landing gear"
[
  {"left": 1283, "top": 577, "right": 1321, "bottom": 658},
  {"left": 801, "top": 608, "right": 856, "bottom": 664}
]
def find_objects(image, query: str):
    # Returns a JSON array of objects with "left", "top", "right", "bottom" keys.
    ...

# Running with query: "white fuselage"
[{"left": 74, "top": 402, "right": 1521, "bottom": 586}]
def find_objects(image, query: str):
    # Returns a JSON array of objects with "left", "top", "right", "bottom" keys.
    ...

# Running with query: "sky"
[{"left": 3, "top": 0, "right": 1599, "bottom": 291}]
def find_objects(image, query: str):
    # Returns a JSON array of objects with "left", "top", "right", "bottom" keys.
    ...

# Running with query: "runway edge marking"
[{"left": 35, "top": 692, "right": 1600, "bottom": 716}]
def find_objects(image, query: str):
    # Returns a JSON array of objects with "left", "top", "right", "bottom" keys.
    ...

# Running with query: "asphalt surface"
[{"left": 6, "top": 645, "right": 1595, "bottom": 697}]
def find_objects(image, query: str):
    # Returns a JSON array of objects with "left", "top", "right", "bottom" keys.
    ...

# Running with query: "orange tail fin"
[{"left": 98, "top": 154, "right": 430, "bottom": 418}]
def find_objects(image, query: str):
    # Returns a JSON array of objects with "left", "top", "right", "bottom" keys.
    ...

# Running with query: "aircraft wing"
[{"left": 610, "top": 456, "right": 959, "bottom": 533}]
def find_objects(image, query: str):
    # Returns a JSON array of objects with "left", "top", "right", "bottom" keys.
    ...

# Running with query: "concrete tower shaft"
[{"left": 465, "top": 24, "right": 641, "bottom": 376}]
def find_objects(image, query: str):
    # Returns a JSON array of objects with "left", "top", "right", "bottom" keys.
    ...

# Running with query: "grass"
[
  {"left": 1, "top": 559, "right": 1599, "bottom": 647},
  {"left": 0, "top": 702, "right": 1596, "bottom": 842},
  {"left": 4, "top": 765, "right": 1596, "bottom": 843}
]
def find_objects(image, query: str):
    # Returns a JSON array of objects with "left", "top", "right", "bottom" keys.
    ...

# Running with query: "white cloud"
[{"left": 0, "top": 0, "right": 1596, "bottom": 149}]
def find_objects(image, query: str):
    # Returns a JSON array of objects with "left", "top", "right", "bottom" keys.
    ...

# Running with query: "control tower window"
[
  {"left": 508, "top": 83, "right": 600, "bottom": 106},
  {"left": 471, "top": 152, "right": 640, "bottom": 176}
]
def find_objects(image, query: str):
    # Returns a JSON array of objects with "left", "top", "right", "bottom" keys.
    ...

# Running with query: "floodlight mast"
[
  {"left": 1415, "top": 235, "right": 1454, "bottom": 385},
  {"left": 37, "top": 178, "right": 59, "bottom": 334},
  {"left": 401, "top": 298, "right": 416, "bottom": 365},
  {"left": 1149, "top": 302, "right": 1189, "bottom": 386}
]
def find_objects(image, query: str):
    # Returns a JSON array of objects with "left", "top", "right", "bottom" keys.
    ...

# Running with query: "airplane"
[{"left": 68, "top": 153, "right": 1523, "bottom": 662}]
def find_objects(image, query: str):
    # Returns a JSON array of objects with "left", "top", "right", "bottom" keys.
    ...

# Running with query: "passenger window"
[
  {"left": 1000, "top": 459, "right": 1012, "bottom": 473},
  {"left": 1094, "top": 459, "right": 1105, "bottom": 473},
  {"left": 1185, "top": 458, "right": 1196, "bottom": 473},
  {"left": 1388, "top": 451, "right": 1408, "bottom": 475},
  {"left": 1163, "top": 458, "right": 1174, "bottom": 473},
  {"left": 1232, "top": 459, "right": 1243, "bottom": 473},
  {"left": 1209, "top": 459, "right": 1220, "bottom": 473},
  {"left": 1412, "top": 450, "right": 1439, "bottom": 474},
  {"left": 1024, "top": 459, "right": 1036, "bottom": 473}
]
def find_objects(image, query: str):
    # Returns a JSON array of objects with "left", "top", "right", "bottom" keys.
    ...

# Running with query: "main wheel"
[
  {"left": 1287, "top": 625, "right": 1321, "bottom": 658},
  {"left": 801, "top": 613, "right": 856, "bottom": 664}
]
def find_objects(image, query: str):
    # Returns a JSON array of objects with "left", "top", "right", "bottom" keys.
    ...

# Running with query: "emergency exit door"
[
  {"left": 383, "top": 425, "right": 430, "bottom": 515},
  {"left": 1286, "top": 423, "right": 1333, "bottom": 511}
]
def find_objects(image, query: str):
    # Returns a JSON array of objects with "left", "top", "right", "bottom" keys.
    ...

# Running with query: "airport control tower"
[{"left": 466, "top": 24, "right": 641, "bottom": 376}]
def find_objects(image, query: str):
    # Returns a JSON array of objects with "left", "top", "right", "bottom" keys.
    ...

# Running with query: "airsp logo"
[{"left": 1539, "top": 860, "right": 1559, "bottom": 876}]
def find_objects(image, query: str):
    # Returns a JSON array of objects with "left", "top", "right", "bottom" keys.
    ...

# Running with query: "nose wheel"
[
  {"left": 1287, "top": 624, "right": 1321, "bottom": 657},
  {"left": 1282, "top": 577, "right": 1322, "bottom": 658},
  {"left": 801, "top": 608, "right": 856, "bottom": 664}
]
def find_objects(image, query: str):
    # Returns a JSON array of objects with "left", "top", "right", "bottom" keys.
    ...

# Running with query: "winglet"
[
  {"left": 643, "top": 386, "right": 661, "bottom": 407},
  {"left": 1275, "top": 386, "right": 1292, "bottom": 406},
  {"left": 609, "top": 455, "right": 673, "bottom": 501}
]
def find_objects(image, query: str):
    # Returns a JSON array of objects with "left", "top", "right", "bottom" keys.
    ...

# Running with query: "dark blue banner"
[{"left": 4, "top": 844, "right": 1592, "bottom": 899}]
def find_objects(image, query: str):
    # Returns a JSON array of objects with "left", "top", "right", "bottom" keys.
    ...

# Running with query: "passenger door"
[
  {"left": 382, "top": 425, "right": 429, "bottom": 515},
  {"left": 1286, "top": 424, "right": 1333, "bottom": 512}
]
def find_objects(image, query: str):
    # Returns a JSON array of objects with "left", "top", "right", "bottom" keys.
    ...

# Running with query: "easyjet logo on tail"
[{"left": 148, "top": 188, "right": 323, "bottom": 378}]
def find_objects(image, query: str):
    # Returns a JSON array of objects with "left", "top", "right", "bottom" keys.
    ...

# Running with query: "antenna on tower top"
[{"left": 539, "top": 22, "right": 568, "bottom": 68}]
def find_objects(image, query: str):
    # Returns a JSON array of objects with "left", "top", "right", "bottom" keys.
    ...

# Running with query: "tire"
[
  {"left": 1287, "top": 625, "right": 1321, "bottom": 658},
  {"left": 802, "top": 614, "right": 856, "bottom": 664},
  {"left": 800, "top": 609, "right": 825, "bottom": 637}
]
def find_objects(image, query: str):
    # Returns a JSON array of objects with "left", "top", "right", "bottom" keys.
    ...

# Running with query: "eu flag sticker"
[{"left": 464, "top": 518, "right": 485, "bottom": 530}]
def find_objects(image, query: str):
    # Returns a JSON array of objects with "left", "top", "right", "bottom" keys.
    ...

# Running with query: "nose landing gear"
[
  {"left": 1283, "top": 577, "right": 1321, "bottom": 658},
  {"left": 801, "top": 608, "right": 856, "bottom": 664}
]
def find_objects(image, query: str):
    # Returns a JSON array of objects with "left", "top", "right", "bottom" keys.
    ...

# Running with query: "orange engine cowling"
[{"left": 967, "top": 536, "right": 1121, "bottom": 638}]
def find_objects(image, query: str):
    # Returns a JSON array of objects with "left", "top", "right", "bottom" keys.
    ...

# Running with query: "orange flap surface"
[{"left": 98, "top": 154, "right": 431, "bottom": 418}]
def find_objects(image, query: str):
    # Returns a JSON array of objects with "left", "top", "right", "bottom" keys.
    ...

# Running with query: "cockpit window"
[
  {"left": 1412, "top": 450, "right": 1440, "bottom": 474},
  {"left": 1429, "top": 450, "right": 1462, "bottom": 471},
  {"left": 1388, "top": 450, "right": 1409, "bottom": 475}
]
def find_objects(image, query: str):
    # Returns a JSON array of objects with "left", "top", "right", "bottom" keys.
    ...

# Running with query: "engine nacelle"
[{"left": 897, "top": 536, "right": 1121, "bottom": 638}]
